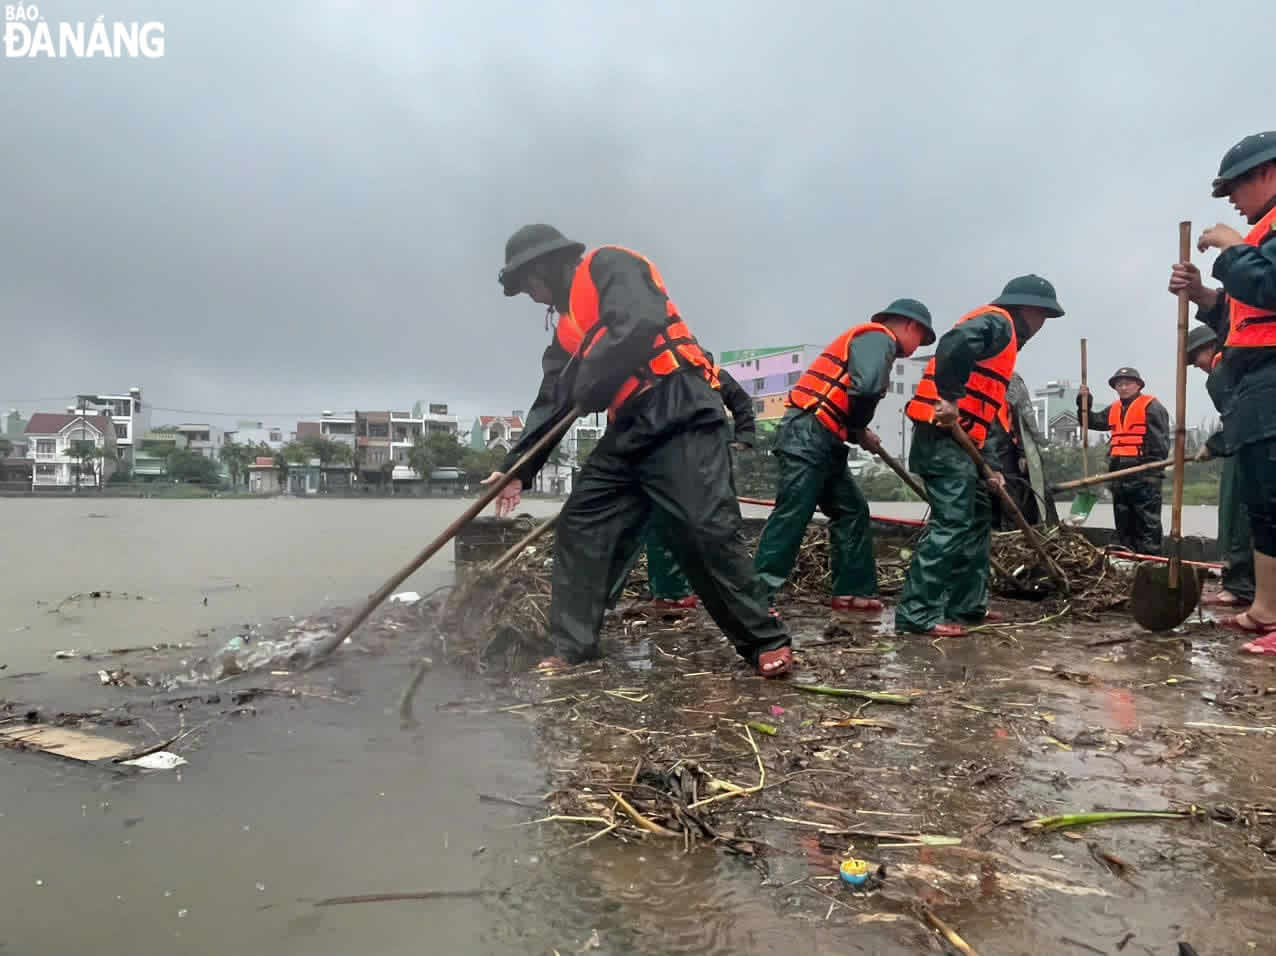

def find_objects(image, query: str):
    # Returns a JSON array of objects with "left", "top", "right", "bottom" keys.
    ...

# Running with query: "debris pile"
[{"left": 439, "top": 522, "right": 1132, "bottom": 666}]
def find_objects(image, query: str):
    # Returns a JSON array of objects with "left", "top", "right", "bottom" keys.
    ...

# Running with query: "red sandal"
[
  {"left": 757, "top": 646, "right": 793, "bottom": 678},
  {"left": 1241, "top": 632, "right": 1276, "bottom": 655},
  {"left": 927, "top": 622, "right": 969, "bottom": 638}
]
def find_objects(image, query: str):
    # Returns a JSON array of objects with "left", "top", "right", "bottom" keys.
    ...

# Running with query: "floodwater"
[{"left": 0, "top": 495, "right": 1258, "bottom": 956}]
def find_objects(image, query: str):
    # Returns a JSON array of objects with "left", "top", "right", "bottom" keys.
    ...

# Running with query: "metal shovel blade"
[{"left": 1130, "top": 560, "right": 1201, "bottom": 632}]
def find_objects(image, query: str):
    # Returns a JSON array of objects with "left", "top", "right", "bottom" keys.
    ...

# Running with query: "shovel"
[
  {"left": 1130, "top": 222, "right": 1201, "bottom": 630},
  {"left": 1066, "top": 338, "right": 1099, "bottom": 525}
]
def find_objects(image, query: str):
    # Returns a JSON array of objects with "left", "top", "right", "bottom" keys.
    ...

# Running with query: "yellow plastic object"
[{"left": 839, "top": 858, "right": 871, "bottom": 887}]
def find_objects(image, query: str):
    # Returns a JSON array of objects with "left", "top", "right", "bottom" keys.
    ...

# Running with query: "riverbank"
[{"left": 3, "top": 498, "right": 1272, "bottom": 954}]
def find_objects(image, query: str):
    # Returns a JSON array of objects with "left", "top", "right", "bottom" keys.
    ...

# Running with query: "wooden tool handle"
[
  {"left": 307, "top": 405, "right": 583, "bottom": 666},
  {"left": 1080, "top": 338, "right": 1089, "bottom": 478},
  {"left": 487, "top": 513, "right": 559, "bottom": 574},
  {"left": 1051, "top": 457, "right": 1173, "bottom": 491},
  {"left": 948, "top": 423, "right": 1070, "bottom": 593},
  {"left": 849, "top": 440, "right": 929, "bottom": 503},
  {"left": 1170, "top": 222, "right": 1191, "bottom": 584}
]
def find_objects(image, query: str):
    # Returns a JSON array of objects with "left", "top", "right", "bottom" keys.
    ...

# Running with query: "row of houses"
[{"left": 1, "top": 369, "right": 1142, "bottom": 494}]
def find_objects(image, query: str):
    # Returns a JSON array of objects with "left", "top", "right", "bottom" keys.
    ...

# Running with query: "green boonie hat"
[
  {"left": 498, "top": 224, "right": 585, "bottom": 296},
  {"left": 1211, "top": 131, "right": 1276, "bottom": 198},
  {"left": 990, "top": 274, "right": 1065, "bottom": 318},
  {"left": 1107, "top": 366, "right": 1145, "bottom": 389},
  {"left": 1185, "top": 324, "right": 1218, "bottom": 361},
  {"left": 870, "top": 298, "right": 936, "bottom": 345}
]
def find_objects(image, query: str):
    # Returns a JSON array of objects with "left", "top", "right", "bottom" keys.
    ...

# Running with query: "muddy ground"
[{"left": 5, "top": 579, "right": 1275, "bottom": 955}]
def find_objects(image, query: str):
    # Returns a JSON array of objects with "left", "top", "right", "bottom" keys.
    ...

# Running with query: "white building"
[
  {"left": 390, "top": 405, "right": 461, "bottom": 482},
  {"left": 227, "top": 420, "right": 287, "bottom": 451},
  {"left": 527, "top": 412, "right": 607, "bottom": 496},
  {"left": 25, "top": 412, "right": 119, "bottom": 489},
  {"left": 173, "top": 424, "right": 224, "bottom": 460},
  {"left": 74, "top": 387, "right": 150, "bottom": 466}
]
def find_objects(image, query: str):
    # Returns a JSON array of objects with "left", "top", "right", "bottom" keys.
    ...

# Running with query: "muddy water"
[
  {"left": 0, "top": 497, "right": 573, "bottom": 955},
  {"left": 0, "top": 496, "right": 1254, "bottom": 956}
]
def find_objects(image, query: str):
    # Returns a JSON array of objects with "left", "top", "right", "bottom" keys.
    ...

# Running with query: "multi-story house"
[
  {"left": 719, "top": 344, "right": 930, "bottom": 458},
  {"left": 296, "top": 412, "right": 357, "bottom": 449},
  {"left": 173, "top": 424, "right": 224, "bottom": 460},
  {"left": 470, "top": 412, "right": 525, "bottom": 453},
  {"left": 226, "top": 420, "right": 286, "bottom": 451},
  {"left": 74, "top": 387, "right": 149, "bottom": 466},
  {"left": 1033, "top": 380, "right": 1081, "bottom": 446},
  {"left": 132, "top": 430, "right": 188, "bottom": 479},
  {"left": 355, "top": 410, "right": 392, "bottom": 482},
  {"left": 24, "top": 411, "right": 119, "bottom": 489}
]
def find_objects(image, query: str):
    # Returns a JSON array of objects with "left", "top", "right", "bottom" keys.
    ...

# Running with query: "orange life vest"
[
  {"left": 1225, "top": 204, "right": 1276, "bottom": 348},
  {"left": 905, "top": 306, "right": 1019, "bottom": 448},
  {"left": 1107, "top": 394, "right": 1155, "bottom": 458},
  {"left": 555, "top": 246, "right": 718, "bottom": 421},
  {"left": 997, "top": 402, "right": 1012, "bottom": 433},
  {"left": 786, "top": 324, "right": 898, "bottom": 441}
]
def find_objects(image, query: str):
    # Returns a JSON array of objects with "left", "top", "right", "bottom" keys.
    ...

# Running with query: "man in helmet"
[
  {"left": 753, "top": 299, "right": 936, "bottom": 610},
  {"left": 1185, "top": 325, "right": 1255, "bottom": 610},
  {"left": 1075, "top": 366, "right": 1170, "bottom": 555},
  {"left": 1169, "top": 131, "right": 1276, "bottom": 653},
  {"left": 895, "top": 276, "right": 1064, "bottom": 638},
  {"left": 489, "top": 225, "right": 793, "bottom": 676}
]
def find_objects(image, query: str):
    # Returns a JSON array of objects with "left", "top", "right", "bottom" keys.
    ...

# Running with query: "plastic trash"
[
  {"left": 389, "top": 591, "right": 421, "bottom": 605},
  {"left": 122, "top": 751, "right": 188, "bottom": 770}
]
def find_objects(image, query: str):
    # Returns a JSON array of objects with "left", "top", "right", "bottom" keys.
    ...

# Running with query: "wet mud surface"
[{"left": 6, "top": 584, "right": 1276, "bottom": 955}]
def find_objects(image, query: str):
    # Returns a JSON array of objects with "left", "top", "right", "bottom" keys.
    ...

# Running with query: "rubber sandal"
[
  {"left": 973, "top": 610, "right": 1007, "bottom": 623},
  {"left": 831, "top": 596, "right": 884, "bottom": 612},
  {"left": 1218, "top": 613, "right": 1276, "bottom": 635},
  {"left": 536, "top": 656, "right": 570, "bottom": 672},
  {"left": 757, "top": 646, "right": 793, "bottom": 678},
  {"left": 1241, "top": 632, "right": 1276, "bottom": 655},
  {"left": 927, "top": 623, "right": 969, "bottom": 638}
]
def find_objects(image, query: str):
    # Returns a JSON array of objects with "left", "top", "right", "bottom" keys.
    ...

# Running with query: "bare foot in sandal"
[{"left": 757, "top": 646, "right": 792, "bottom": 678}]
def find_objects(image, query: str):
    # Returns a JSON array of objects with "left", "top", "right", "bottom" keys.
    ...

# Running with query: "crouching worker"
[
  {"left": 488, "top": 224, "right": 793, "bottom": 677},
  {"left": 754, "top": 299, "right": 935, "bottom": 610}
]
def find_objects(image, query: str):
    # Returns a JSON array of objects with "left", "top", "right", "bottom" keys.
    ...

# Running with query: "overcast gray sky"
[{"left": 2, "top": 0, "right": 1268, "bottom": 434}]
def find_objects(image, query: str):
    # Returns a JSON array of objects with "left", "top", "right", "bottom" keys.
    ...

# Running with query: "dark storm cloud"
[{"left": 1, "top": 0, "right": 1269, "bottom": 431}]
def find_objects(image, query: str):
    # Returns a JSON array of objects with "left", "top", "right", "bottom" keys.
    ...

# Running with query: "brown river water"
[{"left": 1, "top": 496, "right": 1267, "bottom": 956}]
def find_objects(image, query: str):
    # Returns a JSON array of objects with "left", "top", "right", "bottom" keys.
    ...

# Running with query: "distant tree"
[
  {"left": 167, "top": 448, "right": 221, "bottom": 484},
  {"left": 152, "top": 424, "right": 179, "bottom": 434},
  {"left": 218, "top": 440, "right": 253, "bottom": 488},
  {"left": 65, "top": 439, "right": 117, "bottom": 490}
]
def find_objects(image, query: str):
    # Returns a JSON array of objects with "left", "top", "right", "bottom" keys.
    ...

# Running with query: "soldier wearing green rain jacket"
[
  {"left": 1184, "top": 324, "right": 1255, "bottom": 607},
  {"left": 754, "top": 300, "right": 936, "bottom": 610},
  {"left": 895, "top": 276, "right": 1064, "bottom": 638}
]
